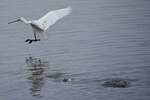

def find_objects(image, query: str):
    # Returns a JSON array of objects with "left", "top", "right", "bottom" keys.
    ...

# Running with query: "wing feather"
[{"left": 37, "top": 6, "right": 72, "bottom": 31}]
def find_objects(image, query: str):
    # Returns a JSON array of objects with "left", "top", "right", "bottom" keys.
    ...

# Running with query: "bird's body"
[{"left": 8, "top": 7, "right": 72, "bottom": 44}]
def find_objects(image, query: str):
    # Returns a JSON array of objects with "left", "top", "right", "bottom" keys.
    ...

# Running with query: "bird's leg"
[
  {"left": 25, "top": 32, "right": 40, "bottom": 44},
  {"left": 34, "top": 32, "right": 40, "bottom": 41},
  {"left": 34, "top": 31, "right": 37, "bottom": 40}
]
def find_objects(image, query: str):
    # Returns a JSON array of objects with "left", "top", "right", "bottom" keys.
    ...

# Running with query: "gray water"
[{"left": 0, "top": 0, "right": 150, "bottom": 100}]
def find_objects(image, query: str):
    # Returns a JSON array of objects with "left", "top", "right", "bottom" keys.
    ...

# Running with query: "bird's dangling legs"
[
  {"left": 25, "top": 32, "right": 40, "bottom": 44},
  {"left": 34, "top": 31, "right": 37, "bottom": 41},
  {"left": 33, "top": 32, "right": 40, "bottom": 42}
]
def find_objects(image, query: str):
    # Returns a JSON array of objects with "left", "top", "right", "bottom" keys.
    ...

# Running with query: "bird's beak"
[{"left": 8, "top": 19, "right": 20, "bottom": 24}]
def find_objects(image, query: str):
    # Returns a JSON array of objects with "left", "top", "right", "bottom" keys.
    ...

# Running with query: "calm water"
[{"left": 0, "top": 0, "right": 150, "bottom": 100}]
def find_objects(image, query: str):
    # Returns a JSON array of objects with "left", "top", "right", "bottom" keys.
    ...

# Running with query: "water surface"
[{"left": 0, "top": 0, "right": 150, "bottom": 100}]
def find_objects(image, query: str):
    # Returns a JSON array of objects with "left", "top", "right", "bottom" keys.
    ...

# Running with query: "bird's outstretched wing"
[{"left": 37, "top": 6, "right": 72, "bottom": 31}]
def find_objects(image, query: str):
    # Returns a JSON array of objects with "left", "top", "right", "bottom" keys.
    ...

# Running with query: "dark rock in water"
[
  {"left": 103, "top": 79, "right": 129, "bottom": 88},
  {"left": 62, "top": 78, "right": 71, "bottom": 82}
]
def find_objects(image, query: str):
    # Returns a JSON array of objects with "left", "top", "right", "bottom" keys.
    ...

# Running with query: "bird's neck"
[{"left": 20, "top": 17, "right": 31, "bottom": 24}]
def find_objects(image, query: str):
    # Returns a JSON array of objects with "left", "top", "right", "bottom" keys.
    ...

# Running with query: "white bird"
[{"left": 8, "top": 6, "right": 72, "bottom": 44}]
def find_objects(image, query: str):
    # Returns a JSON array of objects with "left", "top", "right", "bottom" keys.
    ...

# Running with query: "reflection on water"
[{"left": 25, "top": 57, "right": 49, "bottom": 97}]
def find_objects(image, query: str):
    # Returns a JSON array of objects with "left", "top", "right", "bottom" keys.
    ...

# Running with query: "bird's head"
[
  {"left": 8, "top": 17, "right": 21, "bottom": 24},
  {"left": 8, "top": 17, "right": 28, "bottom": 24}
]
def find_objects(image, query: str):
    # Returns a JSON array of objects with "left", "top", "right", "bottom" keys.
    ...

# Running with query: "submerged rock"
[
  {"left": 102, "top": 79, "right": 129, "bottom": 88},
  {"left": 62, "top": 78, "right": 72, "bottom": 82}
]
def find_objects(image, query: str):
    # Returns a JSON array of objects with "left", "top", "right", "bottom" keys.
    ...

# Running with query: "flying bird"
[{"left": 8, "top": 7, "right": 72, "bottom": 44}]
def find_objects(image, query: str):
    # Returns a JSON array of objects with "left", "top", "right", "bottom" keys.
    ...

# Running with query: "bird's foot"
[
  {"left": 25, "top": 39, "right": 30, "bottom": 42},
  {"left": 25, "top": 39, "right": 40, "bottom": 44},
  {"left": 34, "top": 39, "right": 40, "bottom": 42}
]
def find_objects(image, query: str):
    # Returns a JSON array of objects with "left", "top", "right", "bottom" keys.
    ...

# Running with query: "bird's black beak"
[{"left": 8, "top": 19, "right": 20, "bottom": 24}]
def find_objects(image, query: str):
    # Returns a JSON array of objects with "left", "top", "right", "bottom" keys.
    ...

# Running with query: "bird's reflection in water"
[{"left": 25, "top": 57, "right": 49, "bottom": 97}]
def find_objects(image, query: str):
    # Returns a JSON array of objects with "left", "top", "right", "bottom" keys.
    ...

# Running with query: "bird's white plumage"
[
  {"left": 8, "top": 6, "right": 72, "bottom": 42},
  {"left": 34, "top": 6, "right": 72, "bottom": 31}
]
